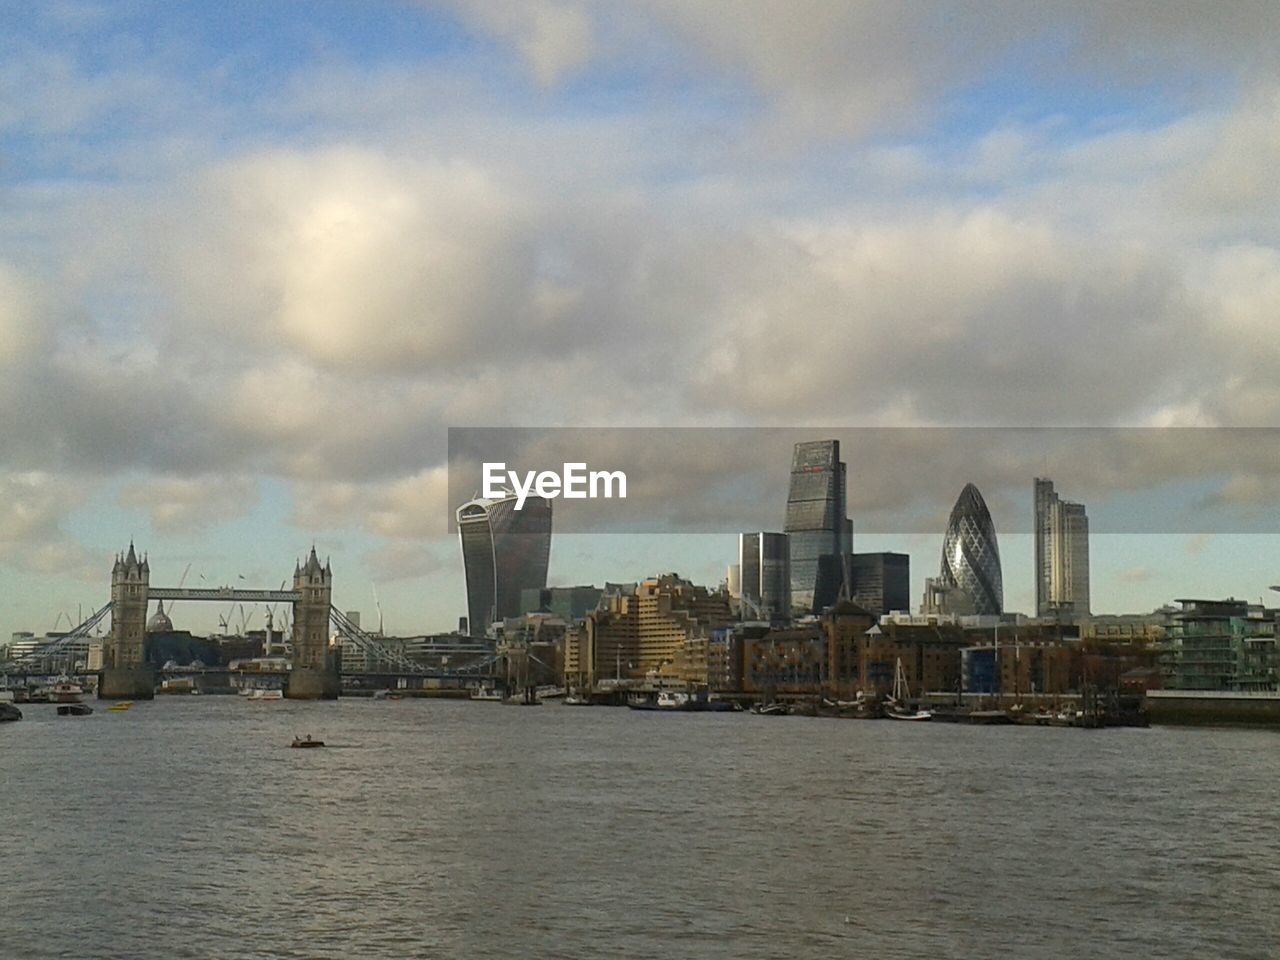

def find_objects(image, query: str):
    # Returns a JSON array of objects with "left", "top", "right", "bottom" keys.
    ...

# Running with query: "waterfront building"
[
  {"left": 1161, "top": 598, "right": 1277, "bottom": 691},
  {"left": 1034, "top": 478, "right": 1090, "bottom": 619},
  {"left": 937, "top": 483, "right": 1003, "bottom": 616},
  {"left": 1079, "top": 609, "right": 1174, "bottom": 645},
  {"left": 457, "top": 491, "right": 552, "bottom": 637},
  {"left": 784, "top": 440, "right": 852, "bottom": 615},
  {"left": 572, "top": 574, "right": 733, "bottom": 688},
  {"left": 742, "top": 625, "right": 828, "bottom": 696},
  {"left": 738, "top": 532, "right": 791, "bottom": 621},
  {"left": 849, "top": 552, "right": 910, "bottom": 616}
]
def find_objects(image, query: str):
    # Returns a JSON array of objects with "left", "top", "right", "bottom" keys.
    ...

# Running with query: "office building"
[
  {"left": 518, "top": 585, "right": 603, "bottom": 620},
  {"left": 1034, "top": 478, "right": 1090, "bottom": 618},
  {"left": 738, "top": 532, "right": 791, "bottom": 621},
  {"left": 570, "top": 574, "right": 733, "bottom": 688},
  {"left": 938, "top": 482, "right": 1003, "bottom": 616},
  {"left": 849, "top": 552, "right": 910, "bottom": 616},
  {"left": 457, "top": 492, "right": 552, "bottom": 637},
  {"left": 784, "top": 439, "right": 852, "bottom": 614}
]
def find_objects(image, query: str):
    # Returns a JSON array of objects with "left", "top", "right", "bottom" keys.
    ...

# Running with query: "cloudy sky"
[{"left": 3, "top": 1, "right": 1280, "bottom": 638}]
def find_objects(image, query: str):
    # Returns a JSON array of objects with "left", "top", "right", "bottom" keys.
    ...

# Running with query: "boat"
[
  {"left": 627, "top": 690, "right": 694, "bottom": 711},
  {"left": 0, "top": 703, "right": 21, "bottom": 722},
  {"left": 820, "top": 695, "right": 883, "bottom": 719},
  {"left": 106, "top": 701, "right": 133, "bottom": 712},
  {"left": 48, "top": 678, "right": 84, "bottom": 704},
  {"left": 470, "top": 686, "right": 503, "bottom": 702},
  {"left": 967, "top": 709, "right": 1014, "bottom": 725},
  {"left": 562, "top": 693, "right": 591, "bottom": 706},
  {"left": 57, "top": 703, "right": 93, "bottom": 717},
  {"left": 884, "top": 659, "right": 932, "bottom": 721},
  {"left": 750, "top": 701, "right": 790, "bottom": 716},
  {"left": 290, "top": 735, "right": 324, "bottom": 748},
  {"left": 247, "top": 689, "right": 284, "bottom": 701},
  {"left": 371, "top": 689, "right": 391, "bottom": 700},
  {"left": 702, "top": 699, "right": 738, "bottom": 712},
  {"left": 655, "top": 690, "right": 694, "bottom": 711}
]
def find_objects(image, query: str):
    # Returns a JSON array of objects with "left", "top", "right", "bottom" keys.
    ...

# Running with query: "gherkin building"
[{"left": 940, "top": 482, "right": 1003, "bottom": 615}]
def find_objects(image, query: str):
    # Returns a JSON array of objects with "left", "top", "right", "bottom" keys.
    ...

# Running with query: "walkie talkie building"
[
  {"left": 939, "top": 482, "right": 1003, "bottom": 615},
  {"left": 457, "top": 492, "right": 552, "bottom": 636}
]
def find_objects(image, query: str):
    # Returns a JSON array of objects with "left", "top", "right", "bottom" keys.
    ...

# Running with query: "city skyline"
[{"left": 5, "top": 4, "right": 1280, "bottom": 640}]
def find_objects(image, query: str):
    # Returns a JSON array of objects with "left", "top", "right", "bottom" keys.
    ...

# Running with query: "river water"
[{"left": 2, "top": 698, "right": 1278, "bottom": 959}]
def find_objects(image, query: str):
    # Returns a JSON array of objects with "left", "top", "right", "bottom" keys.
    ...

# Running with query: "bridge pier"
[
  {"left": 99, "top": 665, "right": 156, "bottom": 700},
  {"left": 284, "top": 665, "right": 340, "bottom": 700}
]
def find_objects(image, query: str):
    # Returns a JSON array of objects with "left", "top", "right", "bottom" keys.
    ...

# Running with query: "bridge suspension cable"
[{"left": 6, "top": 603, "right": 113, "bottom": 669}]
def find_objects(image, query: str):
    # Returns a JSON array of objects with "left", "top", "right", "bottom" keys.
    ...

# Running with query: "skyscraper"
[
  {"left": 784, "top": 440, "right": 852, "bottom": 614},
  {"left": 939, "top": 483, "right": 1003, "bottom": 615},
  {"left": 457, "top": 492, "right": 552, "bottom": 636},
  {"left": 850, "top": 552, "right": 910, "bottom": 616},
  {"left": 738, "top": 532, "right": 791, "bottom": 620},
  {"left": 1034, "top": 478, "right": 1090, "bottom": 618}
]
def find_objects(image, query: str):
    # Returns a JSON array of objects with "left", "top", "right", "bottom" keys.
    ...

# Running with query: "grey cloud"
[
  {"left": 426, "top": 1, "right": 1280, "bottom": 135},
  {"left": 116, "top": 475, "right": 258, "bottom": 534}
]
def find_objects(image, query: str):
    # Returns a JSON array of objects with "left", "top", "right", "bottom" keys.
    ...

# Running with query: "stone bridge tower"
[
  {"left": 100, "top": 542, "right": 156, "bottom": 700},
  {"left": 286, "top": 547, "right": 339, "bottom": 699}
]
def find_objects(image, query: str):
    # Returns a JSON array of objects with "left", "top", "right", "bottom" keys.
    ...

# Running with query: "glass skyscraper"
[
  {"left": 939, "top": 482, "right": 1003, "bottom": 615},
  {"left": 457, "top": 492, "right": 552, "bottom": 636},
  {"left": 784, "top": 440, "right": 852, "bottom": 614},
  {"left": 738, "top": 532, "right": 791, "bottom": 621},
  {"left": 1034, "top": 478, "right": 1090, "bottom": 618}
]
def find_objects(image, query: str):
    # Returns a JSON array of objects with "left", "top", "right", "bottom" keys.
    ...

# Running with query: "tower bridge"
[
  {"left": 9, "top": 543, "right": 502, "bottom": 697},
  {"left": 99, "top": 542, "right": 340, "bottom": 700}
]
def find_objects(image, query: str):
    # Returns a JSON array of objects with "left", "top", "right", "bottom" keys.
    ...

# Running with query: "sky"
[{"left": 3, "top": 0, "right": 1280, "bottom": 639}]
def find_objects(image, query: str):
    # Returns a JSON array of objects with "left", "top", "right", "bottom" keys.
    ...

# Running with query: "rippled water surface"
[{"left": 3, "top": 698, "right": 1279, "bottom": 959}]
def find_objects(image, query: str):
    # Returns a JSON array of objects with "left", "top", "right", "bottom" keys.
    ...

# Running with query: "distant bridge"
[{"left": 5, "top": 604, "right": 501, "bottom": 681}]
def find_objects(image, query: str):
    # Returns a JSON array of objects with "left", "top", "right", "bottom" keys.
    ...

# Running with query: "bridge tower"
[
  {"left": 285, "top": 546, "right": 339, "bottom": 699},
  {"left": 99, "top": 542, "right": 156, "bottom": 700}
]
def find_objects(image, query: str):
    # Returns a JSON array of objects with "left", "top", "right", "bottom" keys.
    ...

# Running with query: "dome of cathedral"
[{"left": 147, "top": 599, "right": 174, "bottom": 634}]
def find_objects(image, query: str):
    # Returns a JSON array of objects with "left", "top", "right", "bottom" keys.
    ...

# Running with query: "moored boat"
[
  {"left": 57, "top": 703, "right": 93, "bottom": 717},
  {"left": 750, "top": 701, "right": 790, "bottom": 716},
  {"left": 49, "top": 678, "right": 84, "bottom": 704},
  {"left": 967, "top": 709, "right": 1014, "bottom": 725},
  {"left": 0, "top": 702, "right": 21, "bottom": 722},
  {"left": 884, "top": 658, "right": 932, "bottom": 721}
]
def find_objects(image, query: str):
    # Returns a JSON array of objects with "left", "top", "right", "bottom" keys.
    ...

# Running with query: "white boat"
[
  {"left": 247, "top": 689, "right": 283, "bottom": 702},
  {"left": 49, "top": 678, "right": 84, "bottom": 704},
  {"left": 656, "top": 690, "right": 692, "bottom": 711},
  {"left": 470, "top": 686, "right": 503, "bottom": 702},
  {"left": 884, "top": 658, "right": 932, "bottom": 721}
]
